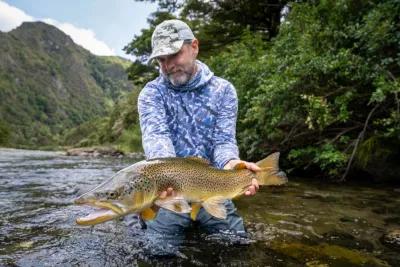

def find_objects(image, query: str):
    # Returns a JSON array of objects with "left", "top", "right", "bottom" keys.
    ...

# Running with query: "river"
[{"left": 0, "top": 148, "right": 399, "bottom": 266}]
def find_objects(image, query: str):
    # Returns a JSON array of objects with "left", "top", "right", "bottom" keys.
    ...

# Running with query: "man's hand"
[
  {"left": 224, "top": 159, "right": 260, "bottom": 196},
  {"left": 159, "top": 187, "right": 176, "bottom": 199}
]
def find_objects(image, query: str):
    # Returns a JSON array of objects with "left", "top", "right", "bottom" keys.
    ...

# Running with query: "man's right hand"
[{"left": 159, "top": 187, "right": 176, "bottom": 199}]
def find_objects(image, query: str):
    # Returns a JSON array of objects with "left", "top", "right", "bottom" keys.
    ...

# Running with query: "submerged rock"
[
  {"left": 381, "top": 229, "right": 400, "bottom": 250},
  {"left": 270, "top": 242, "right": 389, "bottom": 266}
]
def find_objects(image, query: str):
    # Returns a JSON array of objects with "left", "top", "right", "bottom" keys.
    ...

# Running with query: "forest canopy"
[{"left": 121, "top": 0, "right": 400, "bottom": 181}]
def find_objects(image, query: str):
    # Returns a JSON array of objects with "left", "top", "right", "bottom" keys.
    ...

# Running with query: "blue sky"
[{"left": 0, "top": 0, "right": 158, "bottom": 60}]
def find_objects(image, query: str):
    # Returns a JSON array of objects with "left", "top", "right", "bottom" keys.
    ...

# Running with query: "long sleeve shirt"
[{"left": 138, "top": 60, "right": 239, "bottom": 169}]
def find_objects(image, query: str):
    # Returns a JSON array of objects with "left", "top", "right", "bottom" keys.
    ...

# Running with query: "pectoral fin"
[
  {"left": 155, "top": 197, "right": 192, "bottom": 214},
  {"left": 190, "top": 203, "right": 202, "bottom": 221},
  {"left": 202, "top": 196, "right": 227, "bottom": 219},
  {"left": 140, "top": 207, "right": 157, "bottom": 220}
]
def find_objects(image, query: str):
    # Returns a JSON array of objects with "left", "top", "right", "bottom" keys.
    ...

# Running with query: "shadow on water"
[{"left": 0, "top": 148, "right": 399, "bottom": 266}]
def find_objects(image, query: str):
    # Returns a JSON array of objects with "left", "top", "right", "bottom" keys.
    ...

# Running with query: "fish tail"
[{"left": 255, "top": 152, "right": 288, "bottom": 186}]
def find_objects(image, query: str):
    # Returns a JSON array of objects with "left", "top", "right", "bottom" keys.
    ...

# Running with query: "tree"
[{"left": 0, "top": 120, "right": 11, "bottom": 146}]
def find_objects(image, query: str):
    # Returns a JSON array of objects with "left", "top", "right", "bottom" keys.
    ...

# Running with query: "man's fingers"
[
  {"left": 252, "top": 178, "right": 259, "bottom": 190},
  {"left": 160, "top": 187, "right": 175, "bottom": 198},
  {"left": 167, "top": 187, "right": 176, "bottom": 197},
  {"left": 245, "top": 185, "right": 256, "bottom": 196},
  {"left": 159, "top": 191, "right": 167, "bottom": 198},
  {"left": 224, "top": 160, "right": 261, "bottom": 172},
  {"left": 246, "top": 162, "right": 261, "bottom": 172}
]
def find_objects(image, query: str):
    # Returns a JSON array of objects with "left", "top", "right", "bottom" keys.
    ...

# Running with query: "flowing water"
[{"left": 0, "top": 148, "right": 399, "bottom": 266}]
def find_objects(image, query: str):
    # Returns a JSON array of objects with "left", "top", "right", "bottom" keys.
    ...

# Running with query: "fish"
[{"left": 74, "top": 152, "right": 288, "bottom": 226}]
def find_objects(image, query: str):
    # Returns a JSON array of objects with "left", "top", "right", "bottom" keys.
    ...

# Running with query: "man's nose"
[{"left": 162, "top": 57, "right": 175, "bottom": 72}]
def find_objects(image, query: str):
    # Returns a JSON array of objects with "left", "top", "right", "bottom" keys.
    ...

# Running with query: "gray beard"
[
  {"left": 163, "top": 62, "right": 198, "bottom": 86},
  {"left": 167, "top": 71, "right": 192, "bottom": 86}
]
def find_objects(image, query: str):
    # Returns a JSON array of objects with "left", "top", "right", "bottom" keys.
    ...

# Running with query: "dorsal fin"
[{"left": 185, "top": 157, "right": 210, "bottom": 165}]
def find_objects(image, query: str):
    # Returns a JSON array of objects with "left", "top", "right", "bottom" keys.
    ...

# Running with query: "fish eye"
[{"left": 108, "top": 192, "right": 117, "bottom": 199}]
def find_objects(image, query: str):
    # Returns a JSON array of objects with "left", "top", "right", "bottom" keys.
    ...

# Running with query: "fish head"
[{"left": 74, "top": 162, "right": 156, "bottom": 225}]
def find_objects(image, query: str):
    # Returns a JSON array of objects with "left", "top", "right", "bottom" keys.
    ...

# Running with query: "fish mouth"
[
  {"left": 74, "top": 197, "right": 124, "bottom": 214},
  {"left": 76, "top": 208, "right": 119, "bottom": 226},
  {"left": 74, "top": 198, "right": 125, "bottom": 226}
]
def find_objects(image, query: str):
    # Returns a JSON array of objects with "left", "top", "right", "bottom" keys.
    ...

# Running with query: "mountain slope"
[{"left": 0, "top": 22, "right": 134, "bottom": 147}]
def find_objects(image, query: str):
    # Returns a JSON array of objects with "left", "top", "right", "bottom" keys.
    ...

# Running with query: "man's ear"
[{"left": 191, "top": 38, "right": 199, "bottom": 57}]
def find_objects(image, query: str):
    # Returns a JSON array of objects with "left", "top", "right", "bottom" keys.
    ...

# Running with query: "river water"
[{"left": 0, "top": 148, "right": 399, "bottom": 266}]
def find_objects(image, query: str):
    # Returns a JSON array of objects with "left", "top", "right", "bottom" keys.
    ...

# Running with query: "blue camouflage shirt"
[{"left": 138, "top": 60, "right": 239, "bottom": 169}]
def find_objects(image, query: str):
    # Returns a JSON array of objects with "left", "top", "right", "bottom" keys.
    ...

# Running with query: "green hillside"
[{"left": 0, "top": 22, "right": 134, "bottom": 147}]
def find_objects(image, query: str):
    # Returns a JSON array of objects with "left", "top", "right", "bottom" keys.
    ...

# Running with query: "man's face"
[{"left": 157, "top": 39, "right": 199, "bottom": 86}]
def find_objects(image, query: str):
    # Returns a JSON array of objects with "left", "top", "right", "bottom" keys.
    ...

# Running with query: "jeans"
[{"left": 142, "top": 200, "right": 247, "bottom": 256}]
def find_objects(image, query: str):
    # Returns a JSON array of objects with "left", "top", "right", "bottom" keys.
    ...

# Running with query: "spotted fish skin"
[
  {"left": 74, "top": 153, "right": 287, "bottom": 226},
  {"left": 141, "top": 157, "right": 255, "bottom": 200}
]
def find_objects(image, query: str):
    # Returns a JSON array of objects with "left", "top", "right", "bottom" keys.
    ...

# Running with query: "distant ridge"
[{"left": 0, "top": 21, "right": 134, "bottom": 147}]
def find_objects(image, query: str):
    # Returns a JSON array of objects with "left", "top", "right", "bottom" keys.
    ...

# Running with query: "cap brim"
[{"left": 147, "top": 40, "right": 184, "bottom": 64}]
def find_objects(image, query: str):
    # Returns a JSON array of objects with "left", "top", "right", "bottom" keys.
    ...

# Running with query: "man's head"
[{"left": 149, "top": 19, "right": 199, "bottom": 86}]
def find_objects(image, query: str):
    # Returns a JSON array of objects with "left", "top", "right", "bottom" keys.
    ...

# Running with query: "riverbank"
[
  {"left": 0, "top": 146, "right": 144, "bottom": 159},
  {"left": 65, "top": 146, "right": 144, "bottom": 159}
]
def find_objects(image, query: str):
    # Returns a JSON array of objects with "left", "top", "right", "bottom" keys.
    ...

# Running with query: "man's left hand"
[{"left": 224, "top": 159, "right": 260, "bottom": 196}]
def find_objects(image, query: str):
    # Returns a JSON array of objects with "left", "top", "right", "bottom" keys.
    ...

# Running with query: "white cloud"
[
  {"left": 42, "top": 18, "right": 115, "bottom": 56},
  {"left": 0, "top": 0, "right": 115, "bottom": 56},
  {"left": 0, "top": 0, "right": 34, "bottom": 31}
]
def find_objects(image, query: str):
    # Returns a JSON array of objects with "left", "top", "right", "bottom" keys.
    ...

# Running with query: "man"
[{"left": 137, "top": 19, "right": 259, "bottom": 247}]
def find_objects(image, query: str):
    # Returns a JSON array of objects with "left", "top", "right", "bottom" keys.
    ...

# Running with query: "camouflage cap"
[{"left": 148, "top": 19, "right": 195, "bottom": 62}]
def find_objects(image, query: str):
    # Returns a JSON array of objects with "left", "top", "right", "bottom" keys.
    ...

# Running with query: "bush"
[{"left": 207, "top": 0, "right": 400, "bottom": 179}]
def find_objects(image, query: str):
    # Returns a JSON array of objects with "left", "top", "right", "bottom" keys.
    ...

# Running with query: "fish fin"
[
  {"left": 190, "top": 203, "right": 202, "bottom": 221},
  {"left": 233, "top": 162, "right": 247, "bottom": 170},
  {"left": 155, "top": 197, "right": 192, "bottom": 214},
  {"left": 186, "top": 156, "right": 210, "bottom": 165},
  {"left": 256, "top": 152, "right": 288, "bottom": 186},
  {"left": 140, "top": 207, "right": 157, "bottom": 220},
  {"left": 256, "top": 152, "right": 280, "bottom": 170},
  {"left": 202, "top": 196, "right": 227, "bottom": 219}
]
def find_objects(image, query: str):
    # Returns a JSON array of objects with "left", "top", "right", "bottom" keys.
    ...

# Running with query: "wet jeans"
[{"left": 142, "top": 200, "right": 247, "bottom": 256}]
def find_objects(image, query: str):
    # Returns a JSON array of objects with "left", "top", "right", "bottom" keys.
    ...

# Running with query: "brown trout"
[{"left": 74, "top": 152, "right": 287, "bottom": 226}]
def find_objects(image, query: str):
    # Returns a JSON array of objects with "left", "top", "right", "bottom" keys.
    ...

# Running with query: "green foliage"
[
  {"left": 63, "top": 87, "right": 143, "bottom": 152},
  {"left": 115, "top": 124, "right": 143, "bottom": 153},
  {"left": 124, "top": 11, "right": 176, "bottom": 62},
  {"left": 289, "top": 144, "right": 347, "bottom": 177},
  {"left": 62, "top": 117, "right": 108, "bottom": 147},
  {"left": 130, "top": 1, "right": 287, "bottom": 62},
  {"left": 0, "top": 22, "right": 134, "bottom": 148},
  {"left": 87, "top": 54, "right": 134, "bottom": 101},
  {"left": 126, "top": 60, "right": 158, "bottom": 87},
  {"left": 0, "top": 120, "right": 11, "bottom": 146},
  {"left": 4, "top": 1, "right": 399, "bottom": 180},
  {"left": 99, "top": 88, "right": 141, "bottom": 143},
  {"left": 122, "top": 0, "right": 400, "bottom": 178},
  {"left": 205, "top": 0, "right": 400, "bottom": 178}
]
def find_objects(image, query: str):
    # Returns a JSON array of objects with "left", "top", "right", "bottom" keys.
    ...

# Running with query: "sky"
[{"left": 0, "top": 0, "right": 158, "bottom": 60}]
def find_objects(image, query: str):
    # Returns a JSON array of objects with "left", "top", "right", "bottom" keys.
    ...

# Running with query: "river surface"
[{"left": 0, "top": 148, "right": 399, "bottom": 266}]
